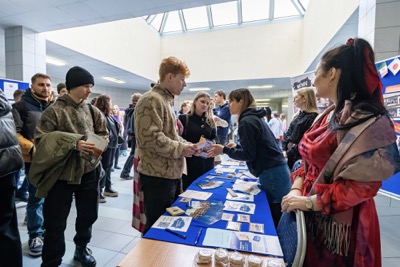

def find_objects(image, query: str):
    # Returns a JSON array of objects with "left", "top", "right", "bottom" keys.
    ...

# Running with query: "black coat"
[
  {"left": 223, "top": 108, "right": 286, "bottom": 177},
  {"left": 0, "top": 90, "right": 23, "bottom": 177}
]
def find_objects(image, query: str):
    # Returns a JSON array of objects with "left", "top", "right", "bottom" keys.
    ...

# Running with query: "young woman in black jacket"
[
  {"left": 208, "top": 88, "right": 291, "bottom": 227},
  {"left": 179, "top": 91, "right": 216, "bottom": 190}
]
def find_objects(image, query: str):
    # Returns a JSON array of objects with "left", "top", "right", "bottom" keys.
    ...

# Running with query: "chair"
[{"left": 277, "top": 209, "right": 306, "bottom": 267}]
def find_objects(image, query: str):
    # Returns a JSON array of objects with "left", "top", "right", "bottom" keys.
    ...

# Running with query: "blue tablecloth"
[
  {"left": 143, "top": 165, "right": 277, "bottom": 250},
  {"left": 381, "top": 172, "right": 400, "bottom": 197}
]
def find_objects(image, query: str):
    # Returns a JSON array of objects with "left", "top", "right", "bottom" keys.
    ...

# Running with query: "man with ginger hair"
[{"left": 134, "top": 56, "right": 196, "bottom": 234}]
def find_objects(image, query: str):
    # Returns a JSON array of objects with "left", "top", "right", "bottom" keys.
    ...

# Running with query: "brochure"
[
  {"left": 232, "top": 180, "right": 261, "bottom": 195},
  {"left": 226, "top": 192, "right": 254, "bottom": 202},
  {"left": 179, "top": 190, "right": 212, "bottom": 200},
  {"left": 223, "top": 200, "right": 256, "bottom": 215},
  {"left": 81, "top": 132, "right": 108, "bottom": 166},
  {"left": 185, "top": 200, "right": 224, "bottom": 225},
  {"left": 196, "top": 179, "right": 224, "bottom": 190},
  {"left": 151, "top": 215, "right": 192, "bottom": 232},
  {"left": 202, "top": 228, "right": 283, "bottom": 257},
  {"left": 195, "top": 136, "right": 214, "bottom": 159}
]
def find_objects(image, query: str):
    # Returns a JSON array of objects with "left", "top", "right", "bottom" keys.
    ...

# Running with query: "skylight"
[
  {"left": 242, "top": 0, "right": 269, "bottom": 23},
  {"left": 143, "top": 0, "right": 307, "bottom": 35}
]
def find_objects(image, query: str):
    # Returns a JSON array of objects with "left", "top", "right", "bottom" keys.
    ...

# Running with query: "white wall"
[
  {"left": 45, "top": 18, "right": 161, "bottom": 80},
  {"left": 302, "top": 0, "right": 360, "bottom": 71},
  {"left": 161, "top": 20, "right": 304, "bottom": 83}
]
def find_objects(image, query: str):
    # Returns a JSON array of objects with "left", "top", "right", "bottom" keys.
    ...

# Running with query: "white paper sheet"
[
  {"left": 179, "top": 190, "right": 212, "bottom": 200},
  {"left": 223, "top": 200, "right": 256, "bottom": 214},
  {"left": 202, "top": 228, "right": 283, "bottom": 256}
]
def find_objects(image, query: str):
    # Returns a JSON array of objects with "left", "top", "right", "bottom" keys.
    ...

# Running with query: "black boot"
[{"left": 74, "top": 245, "right": 96, "bottom": 267}]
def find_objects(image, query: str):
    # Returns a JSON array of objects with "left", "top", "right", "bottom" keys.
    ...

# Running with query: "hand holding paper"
[{"left": 207, "top": 144, "right": 224, "bottom": 158}]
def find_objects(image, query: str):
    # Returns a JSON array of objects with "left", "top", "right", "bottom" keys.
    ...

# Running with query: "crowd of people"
[{"left": 1, "top": 37, "right": 399, "bottom": 267}]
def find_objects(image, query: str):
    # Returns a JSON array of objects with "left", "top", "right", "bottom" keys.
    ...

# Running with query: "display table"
[
  {"left": 118, "top": 238, "right": 283, "bottom": 267},
  {"left": 119, "top": 162, "right": 284, "bottom": 266}
]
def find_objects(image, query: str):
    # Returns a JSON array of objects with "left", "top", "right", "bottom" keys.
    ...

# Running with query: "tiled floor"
[{"left": 16, "top": 154, "right": 400, "bottom": 266}]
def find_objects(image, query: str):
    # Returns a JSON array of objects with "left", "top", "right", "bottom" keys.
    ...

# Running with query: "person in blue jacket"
[
  {"left": 208, "top": 88, "right": 291, "bottom": 227},
  {"left": 213, "top": 90, "right": 231, "bottom": 144}
]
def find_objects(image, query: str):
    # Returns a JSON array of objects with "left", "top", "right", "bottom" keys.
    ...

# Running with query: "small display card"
[
  {"left": 226, "top": 221, "right": 241, "bottom": 231},
  {"left": 221, "top": 213, "right": 234, "bottom": 221},
  {"left": 249, "top": 223, "right": 265, "bottom": 234},
  {"left": 237, "top": 214, "right": 250, "bottom": 223}
]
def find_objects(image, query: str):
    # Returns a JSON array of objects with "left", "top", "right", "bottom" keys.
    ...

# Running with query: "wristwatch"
[{"left": 305, "top": 196, "right": 313, "bottom": 211}]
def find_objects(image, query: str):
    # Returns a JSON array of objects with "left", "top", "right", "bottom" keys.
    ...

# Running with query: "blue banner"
[{"left": 0, "top": 78, "right": 29, "bottom": 101}]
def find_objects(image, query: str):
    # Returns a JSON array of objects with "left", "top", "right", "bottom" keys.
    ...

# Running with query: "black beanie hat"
[{"left": 65, "top": 66, "right": 94, "bottom": 90}]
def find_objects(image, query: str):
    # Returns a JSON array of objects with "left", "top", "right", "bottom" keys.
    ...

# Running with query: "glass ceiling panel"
[
  {"left": 211, "top": 1, "right": 238, "bottom": 27},
  {"left": 183, "top": 6, "right": 209, "bottom": 30},
  {"left": 242, "top": 0, "right": 269, "bottom": 22},
  {"left": 274, "top": 0, "right": 300, "bottom": 18},
  {"left": 144, "top": 0, "right": 308, "bottom": 34},
  {"left": 163, "top": 11, "right": 182, "bottom": 33},
  {"left": 149, "top": 14, "right": 163, "bottom": 31},
  {"left": 299, "top": 0, "right": 310, "bottom": 10}
]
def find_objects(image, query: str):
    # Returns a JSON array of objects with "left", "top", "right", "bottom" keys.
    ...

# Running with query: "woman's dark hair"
[
  {"left": 319, "top": 38, "right": 385, "bottom": 129},
  {"left": 94, "top": 94, "right": 112, "bottom": 116},
  {"left": 264, "top": 107, "right": 272, "bottom": 122}
]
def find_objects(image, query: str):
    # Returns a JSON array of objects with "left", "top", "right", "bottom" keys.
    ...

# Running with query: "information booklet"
[
  {"left": 185, "top": 200, "right": 224, "bottom": 225},
  {"left": 151, "top": 215, "right": 192, "bottom": 232},
  {"left": 195, "top": 136, "right": 214, "bottom": 159},
  {"left": 81, "top": 132, "right": 108, "bottom": 166},
  {"left": 202, "top": 228, "right": 283, "bottom": 257},
  {"left": 196, "top": 179, "right": 224, "bottom": 190},
  {"left": 223, "top": 200, "right": 256, "bottom": 214}
]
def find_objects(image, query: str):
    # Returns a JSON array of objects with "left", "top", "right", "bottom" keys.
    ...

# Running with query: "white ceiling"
[{"left": 0, "top": 0, "right": 357, "bottom": 94}]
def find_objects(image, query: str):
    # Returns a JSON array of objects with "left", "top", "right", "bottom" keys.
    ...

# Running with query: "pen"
[
  {"left": 165, "top": 228, "right": 187, "bottom": 239},
  {"left": 194, "top": 227, "right": 203, "bottom": 245}
]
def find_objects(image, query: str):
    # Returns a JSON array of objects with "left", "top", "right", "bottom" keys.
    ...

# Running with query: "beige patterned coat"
[{"left": 134, "top": 85, "right": 189, "bottom": 179}]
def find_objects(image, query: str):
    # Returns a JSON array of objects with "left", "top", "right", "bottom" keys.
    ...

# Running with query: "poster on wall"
[
  {"left": 0, "top": 78, "right": 29, "bottom": 101},
  {"left": 376, "top": 56, "right": 400, "bottom": 135},
  {"left": 290, "top": 71, "right": 318, "bottom": 113},
  {"left": 376, "top": 56, "right": 400, "bottom": 198}
]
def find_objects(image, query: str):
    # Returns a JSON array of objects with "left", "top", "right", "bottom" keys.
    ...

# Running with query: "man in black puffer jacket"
[
  {"left": 11, "top": 73, "right": 54, "bottom": 257},
  {"left": 0, "top": 89, "right": 24, "bottom": 267}
]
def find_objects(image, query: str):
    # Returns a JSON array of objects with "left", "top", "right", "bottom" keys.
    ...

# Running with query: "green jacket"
[{"left": 29, "top": 131, "right": 84, "bottom": 197}]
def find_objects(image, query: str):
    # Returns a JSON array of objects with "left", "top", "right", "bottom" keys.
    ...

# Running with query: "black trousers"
[
  {"left": 139, "top": 173, "right": 180, "bottom": 234},
  {"left": 0, "top": 173, "right": 22, "bottom": 267},
  {"left": 100, "top": 147, "right": 116, "bottom": 190},
  {"left": 121, "top": 138, "right": 135, "bottom": 177},
  {"left": 41, "top": 169, "right": 99, "bottom": 267}
]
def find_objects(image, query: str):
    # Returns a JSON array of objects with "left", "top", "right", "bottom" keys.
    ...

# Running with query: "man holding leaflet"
[{"left": 134, "top": 56, "right": 196, "bottom": 234}]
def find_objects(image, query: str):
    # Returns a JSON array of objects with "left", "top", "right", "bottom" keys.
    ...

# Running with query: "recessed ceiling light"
[
  {"left": 189, "top": 87, "right": 210, "bottom": 91},
  {"left": 103, "top": 76, "right": 125, "bottom": 84},
  {"left": 248, "top": 85, "right": 273, "bottom": 89},
  {"left": 256, "top": 98, "right": 271, "bottom": 101},
  {"left": 46, "top": 56, "right": 65, "bottom": 66}
]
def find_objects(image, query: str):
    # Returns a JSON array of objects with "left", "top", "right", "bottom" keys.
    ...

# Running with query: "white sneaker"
[{"left": 28, "top": 237, "right": 43, "bottom": 256}]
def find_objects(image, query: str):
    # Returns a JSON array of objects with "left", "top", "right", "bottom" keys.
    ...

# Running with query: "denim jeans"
[
  {"left": 25, "top": 163, "right": 44, "bottom": 241},
  {"left": 258, "top": 164, "right": 291, "bottom": 204}
]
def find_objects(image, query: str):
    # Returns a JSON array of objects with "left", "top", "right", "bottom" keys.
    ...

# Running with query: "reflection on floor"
[{"left": 17, "top": 154, "right": 400, "bottom": 266}]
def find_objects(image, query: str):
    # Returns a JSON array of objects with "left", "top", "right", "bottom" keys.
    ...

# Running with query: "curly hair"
[
  {"left": 159, "top": 56, "right": 190, "bottom": 82},
  {"left": 94, "top": 94, "right": 112, "bottom": 116}
]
